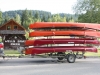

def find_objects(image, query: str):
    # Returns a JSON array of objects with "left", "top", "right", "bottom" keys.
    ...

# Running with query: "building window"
[
  {"left": 14, "top": 26, "right": 17, "bottom": 30},
  {"left": 7, "top": 26, "right": 11, "bottom": 30}
]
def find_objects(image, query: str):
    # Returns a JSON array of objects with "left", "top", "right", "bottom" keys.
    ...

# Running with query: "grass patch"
[
  {"left": 5, "top": 54, "right": 20, "bottom": 56},
  {"left": 4, "top": 50, "right": 21, "bottom": 56},
  {"left": 4, "top": 50, "right": 20, "bottom": 54},
  {"left": 85, "top": 50, "right": 100, "bottom": 56}
]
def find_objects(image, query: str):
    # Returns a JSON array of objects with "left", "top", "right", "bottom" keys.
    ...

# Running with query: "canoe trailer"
[{"left": 23, "top": 22, "right": 100, "bottom": 63}]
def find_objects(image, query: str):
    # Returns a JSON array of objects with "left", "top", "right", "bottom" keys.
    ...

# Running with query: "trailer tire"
[
  {"left": 58, "top": 57, "right": 64, "bottom": 60},
  {"left": 76, "top": 54, "right": 83, "bottom": 59},
  {"left": 67, "top": 54, "right": 76, "bottom": 63},
  {"left": 57, "top": 52, "right": 64, "bottom": 60}
]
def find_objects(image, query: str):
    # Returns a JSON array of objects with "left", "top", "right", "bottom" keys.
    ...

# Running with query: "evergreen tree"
[
  {"left": 21, "top": 9, "right": 29, "bottom": 29},
  {"left": 49, "top": 14, "right": 67, "bottom": 22},
  {"left": 14, "top": 13, "right": 21, "bottom": 24},
  {"left": 34, "top": 11, "right": 41, "bottom": 22},
  {"left": 28, "top": 10, "right": 34, "bottom": 23},
  {"left": 41, "top": 14, "right": 46, "bottom": 22},
  {"left": 4, "top": 13, "right": 10, "bottom": 23},
  {"left": 34, "top": 11, "right": 39, "bottom": 19},
  {"left": 47, "top": 15, "right": 51, "bottom": 22},
  {"left": 21, "top": 9, "right": 29, "bottom": 25},
  {"left": 0, "top": 11, "right": 3, "bottom": 25}
]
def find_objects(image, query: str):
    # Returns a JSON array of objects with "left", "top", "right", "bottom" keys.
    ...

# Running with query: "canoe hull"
[
  {"left": 29, "top": 22, "right": 100, "bottom": 30},
  {"left": 29, "top": 31, "right": 100, "bottom": 37},
  {"left": 25, "top": 39, "right": 100, "bottom": 46},
  {"left": 25, "top": 46, "right": 97, "bottom": 55}
]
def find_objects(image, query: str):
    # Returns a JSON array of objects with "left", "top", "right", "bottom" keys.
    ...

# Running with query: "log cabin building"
[{"left": 0, "top": 19, "right": 26, "bottom": 50}]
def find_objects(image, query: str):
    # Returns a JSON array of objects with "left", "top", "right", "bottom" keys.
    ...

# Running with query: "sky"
[{"left": 0, "top": 0, "right": 77, "bottom": 14}]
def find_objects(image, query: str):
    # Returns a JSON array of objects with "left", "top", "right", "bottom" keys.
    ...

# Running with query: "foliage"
[
  {"left": 25, "top": 30, "right": 29, "bottom": 40},
  {"left": 73, "top": 0, "right": 100, "bottom": 23},
  {"left": 14, "top": 13, "right": 21, "bottom": 24},
  {"left": 0, "top": 38, "right": 2, "bottom": 42},
  {"left": 0, "top": 10, "right": 76, "bottom": 30},
  {"left": 48, "top": 14, "right": 66, "bottom": 22},
  {"left": 0, "top": 11, "right": 3, "bottom": 25},
  {"left": 3, "top": 13, "right": 10, "bottom": 23}
]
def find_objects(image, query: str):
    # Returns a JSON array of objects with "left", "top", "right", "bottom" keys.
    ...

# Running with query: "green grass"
[
  {"left": 85, "top": 50, "right": 100, "bottom": 56},
  {"left": 5, "top": 54, "right": 21, "bottom": 56},
  {"left": 4, "top": 50, "right": 21, "bottom": 56},
  {"left": 4, "top": 50, "right": 20, "bottom": 54}
]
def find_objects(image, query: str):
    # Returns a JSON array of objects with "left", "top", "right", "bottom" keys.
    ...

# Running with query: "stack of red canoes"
[{"left": 25, "top": 22, "right": 100, "bottom": 55}]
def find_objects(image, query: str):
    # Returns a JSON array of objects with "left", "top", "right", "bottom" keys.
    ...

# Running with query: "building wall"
[{"left": 0, "top": 19, "right": 26, "bottom": 50}]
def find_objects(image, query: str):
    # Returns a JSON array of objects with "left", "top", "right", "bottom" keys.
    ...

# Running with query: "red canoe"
[
  {"left": 29, "top": 30, "right": 100, "bottom": 37},
  {"left": 29, "top": 22, "right": 100, "bottom": 30},
  {"left": 25, "top": 39, "right": 99, "bottom": 46},
  {"left": 25, "top": 46, "right": 97, "bottom": 55}
]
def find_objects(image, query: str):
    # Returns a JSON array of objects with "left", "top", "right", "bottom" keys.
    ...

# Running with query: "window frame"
[
  {"left": 14, "top": 26, "right": 18, "bottom": 30},
  {"left": 6, "top": 25, "right": 11, "bottom": 30}
]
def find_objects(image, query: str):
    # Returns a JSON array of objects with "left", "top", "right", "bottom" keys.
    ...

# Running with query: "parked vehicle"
[{"left": 0, "top": 42, "right": 5, "bottom": 58}]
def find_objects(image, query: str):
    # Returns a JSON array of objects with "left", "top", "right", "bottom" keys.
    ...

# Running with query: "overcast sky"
[{"left": 0, "top": 0, "right": 77, "bottom": 14}]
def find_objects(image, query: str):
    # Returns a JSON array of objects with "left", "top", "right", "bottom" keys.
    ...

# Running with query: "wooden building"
[{"left": 0, "top": 19, "right": 26, "bottom": 50}]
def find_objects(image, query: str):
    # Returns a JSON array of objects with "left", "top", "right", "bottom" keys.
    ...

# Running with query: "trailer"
[{"left": 24, "top": 22, "right": 100, "bottom": 63}]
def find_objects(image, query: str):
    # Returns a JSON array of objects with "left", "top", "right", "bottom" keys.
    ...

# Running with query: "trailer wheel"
[
  {"left": 67, "top": 54, "right": 76, "bottom": 63},
  {"left": 76, "top": 54, "right": 83, "bottom": 59},
  {"left": 76, "top": 52, "right": 84, "bottom": 59},
  {"left": 58, "top": 57, "right": 64, "bottom": 60},
  {"left": 57, "top": 52, "right": 64, "bottom": 60}
]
